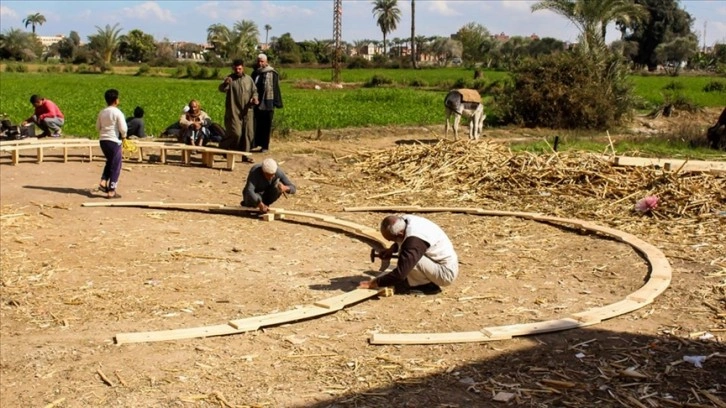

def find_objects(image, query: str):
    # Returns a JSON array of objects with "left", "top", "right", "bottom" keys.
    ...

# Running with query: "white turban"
[{"left": 262, "top": 158, "right": 278, "bottom": 174}]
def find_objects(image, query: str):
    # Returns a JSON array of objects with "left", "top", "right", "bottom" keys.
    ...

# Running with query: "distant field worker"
[
  {"left": 219, "top": 59, "right": 257, "bottom": 161},
  {"left": 96, "top": 89, "right": 127, "bottom": 199},
  {"left": 359, "top": 214, "right": 459, "bottom": 295},
  {"left": 241, "top": 158, "right": 296, "bottom": 213},
  {"left": 21, "top": 94, "right": 65, "bottom": 138}
]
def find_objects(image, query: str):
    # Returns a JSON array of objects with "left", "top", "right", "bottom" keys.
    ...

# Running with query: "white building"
[{"left": 38, "top": 35, "right": 65, "bottom": 48}]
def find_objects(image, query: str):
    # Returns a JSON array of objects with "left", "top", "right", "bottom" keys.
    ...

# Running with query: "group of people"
[
  {"left": 24, "top": 55, "right": 458, "bottom": 296},
  {"left": 218, "top": 53, "right": 283, "bottom": 159}
]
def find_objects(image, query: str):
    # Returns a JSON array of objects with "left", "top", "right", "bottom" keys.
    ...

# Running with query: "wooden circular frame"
[{"left": 81, "top": 202, "right": 670, "bottom": 346}]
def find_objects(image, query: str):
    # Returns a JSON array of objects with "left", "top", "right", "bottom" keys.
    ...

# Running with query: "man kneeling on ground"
[
  {"left": 241, "top": 158, "right": 296, "bottom": 213},
  {"left": 359, "top": 214, "right": 459, "bottom": 295},
  {"left": 22, "top": 94, "right": 65, "bottom": 138}
]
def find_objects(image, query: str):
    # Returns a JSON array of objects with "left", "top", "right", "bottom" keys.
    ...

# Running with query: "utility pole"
[
  {"left": 332, "top": 0, "right": 343, "bottom": 83},
  {"left": 703, "top": 20, "right": 707, "bottom": 53}
]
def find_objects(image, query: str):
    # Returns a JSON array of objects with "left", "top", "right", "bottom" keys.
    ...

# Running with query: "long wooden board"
[
  {"left": 613, "top": 156, "right": 726, "bottom": 173},
  {"left": 116, "top": 289, "right": 381, "bottom": 344}
]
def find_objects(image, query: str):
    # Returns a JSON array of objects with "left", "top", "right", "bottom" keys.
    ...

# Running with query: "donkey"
[{"left": 444, "top": 89, "right": 486, "bottom": 140}]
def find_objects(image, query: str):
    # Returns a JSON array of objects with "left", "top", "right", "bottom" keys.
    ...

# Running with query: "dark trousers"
[
  {"left": 254, "top": 109, "right": 274, "bottom": 150},
  {"left": 243, "top": 186, "right": 282, "bottom": 207},
  {"left": 100, "top": 140, "right": 123, "bottom": 191}
]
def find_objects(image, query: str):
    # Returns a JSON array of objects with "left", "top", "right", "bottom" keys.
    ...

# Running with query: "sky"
[{"left": 1, "top": 0, "right": 725, "bottom": 48}]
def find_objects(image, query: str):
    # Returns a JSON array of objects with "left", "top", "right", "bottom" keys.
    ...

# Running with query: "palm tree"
[
  {"left": 264, "top": 24, "right": 272, "bottom": 47},
  {"left": 0, "top": 28, "right": 39, "bottom": 60},
  {"left": 371, "top": 0, "right": 401, "bottom": 56},
  {"left": 88, "top": 23, "right": 123, "bottom": 64},
  {"left": 410, "top": 0, "right": 418, "bottom": 68},
  {"left": 22, "top": 13, "right": 46, "bottom": 34},
  {"left": 531, "top": 0, "right": 647, "bottom": 50},
  {"left": 207, "top": 23, "right": 232, "bottom": 59},
  {"left": 230, "top": 20, "right": 259, "bottom": 60}
]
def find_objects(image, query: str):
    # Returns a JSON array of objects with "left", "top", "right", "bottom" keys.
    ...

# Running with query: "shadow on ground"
[
  {"left": 301, "top": 327, "right": 725, "bottom": 407},
  {"left": 23, "top": 185, "right": 99, "bottom": 198}
]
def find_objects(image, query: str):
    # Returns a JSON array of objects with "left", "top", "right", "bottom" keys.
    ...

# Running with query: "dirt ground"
[{"left": 1, "top": 117, "right": 724, "bottom": 408}]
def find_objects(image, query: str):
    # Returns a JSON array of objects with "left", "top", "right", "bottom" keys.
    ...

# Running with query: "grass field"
[
  {"left": 0, "top": 69, "right": 723, "bottom": 141},
  {"left": 0, "top": 72, "right": 445, "bottom": 137}
]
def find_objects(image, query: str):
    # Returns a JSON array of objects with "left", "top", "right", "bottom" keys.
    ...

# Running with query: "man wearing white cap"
[{"left": 241, "top": 158, "right": 296, "bottom": 213}]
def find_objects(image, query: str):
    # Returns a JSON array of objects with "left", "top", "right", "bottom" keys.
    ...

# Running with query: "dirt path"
[{"left": 1, "top": 126, "right": 724, "bottom": 407}]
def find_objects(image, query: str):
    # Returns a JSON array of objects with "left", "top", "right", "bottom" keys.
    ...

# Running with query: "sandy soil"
[{"left": 1, "top": 119, "right": 724, "bottom": 408}]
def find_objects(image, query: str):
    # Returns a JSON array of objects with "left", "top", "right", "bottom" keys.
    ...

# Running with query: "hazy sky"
[{"left": 1, "top": 1, "right": 724, "bottom": 47}]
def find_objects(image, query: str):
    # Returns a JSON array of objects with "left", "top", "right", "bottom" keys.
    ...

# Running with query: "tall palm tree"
[
  {"left": 0, "top": 28, "right": 38, "bottom": 60},
  {"left": 230, "top": 19, "right": 259, "bottom": 60},
  {"left": 23, "top": 13, "right": 46, "bottom": 34},
  {"left": 264, "top": 24, "right": 272, "bottom": 46},
  {"left": 410, "top": 0, "right": 417, "bottom": 68},
  {"left": 207, "top": 23, "right": 232, "bottom": 59},
  {"left": 531, "top": 0, "right": 647, "bottom": 50},
  {"left": 89, "top": 23, "right": 123, "bottom": 64},
  {"left": 371, "top": 0, "right": 401, "bottom": 56}
]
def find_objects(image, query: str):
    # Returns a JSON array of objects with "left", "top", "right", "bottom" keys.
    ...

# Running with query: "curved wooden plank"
[
  {"left": 98, "top": 204, "right": 669, "bottom": 346},
  {"left": 116, "top": 289, "right": 382, "bottom": 344}
]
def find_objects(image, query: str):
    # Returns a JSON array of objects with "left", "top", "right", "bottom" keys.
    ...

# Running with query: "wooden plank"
[
  {"left": 115, "top": 324, "right": 240, "bottom": 345},
  {"left": 370, "top": 331, "right": 489, "bottom": 345},
  {"left": 81, "top": 201, "right": 164, "bottom": 207},
  {"left": 482, "top": 318, "right": 582, "bottom": 338},
  {"left": 344, "top": 206, "right": 422, "bottom": 212},
  {"left": 571, "top": 299, "right": 647, "bottom": 325},
  {"left": 228, "top": 306, "right": 332, "bottom": 330},
  {"left": 614, "top": 156, "right": 726, "bottom": 172},
  {"left": 626, "top": 277, "right": 671, "bottom": 303},
  {"left": 152, "top": 203, "right": 225, "bottom": 209},
  {"left": 313, "top": 289, "right": 380, "bottom": 310}
]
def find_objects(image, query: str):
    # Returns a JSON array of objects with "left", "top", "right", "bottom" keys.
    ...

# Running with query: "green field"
[
  {"left": 0, "top": 72, "right": 445, "bottom": 137},
  {"left": 0, "top": 69, "right": 723, "bottom": 139},
  {"left": 630, "top": 75, "right": 726, "bottom": 107}
]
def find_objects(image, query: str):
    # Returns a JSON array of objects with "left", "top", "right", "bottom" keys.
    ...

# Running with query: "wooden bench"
[
  {"left": 0, "top": 138, "right": 253, "bottom": 170},
  {"left": 131, "top": 141, "right": 253, "bottom": 170},
  {"left": 0, "top": 138, "right": 97, "bottom": 164}
]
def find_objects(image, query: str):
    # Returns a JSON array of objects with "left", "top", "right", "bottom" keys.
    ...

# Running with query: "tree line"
[{"left": 1, "top": 0, "right": 725, "bottom": 74}]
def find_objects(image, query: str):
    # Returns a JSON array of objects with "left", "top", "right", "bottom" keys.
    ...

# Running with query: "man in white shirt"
[
  {"left": 96, "top": 89, "right": 127, "bottom": 199},
  {"left": 359, "top": 214, "right": 459, "bottom": 295}
]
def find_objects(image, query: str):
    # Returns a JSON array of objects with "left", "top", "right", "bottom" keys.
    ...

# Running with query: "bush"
[
  {"left": 185, "top": 63, "right": 202, "bottom": 78},
  {"left": 63, "top": 65, "right": 74, "bottom": 73},
  {"left": 453, "top": 78, "right": 469, "bottom": 89},
  {"left": 703, "top": 81, "right": 725, "bottom": 93},
  {"left": 136, "top": 64, "right": 151, "bottom": 76},
  {"left": 45, "top": 65, "right": 62, "bottom": 73},
  {"left": 347, "top": 56, "right": 372, "bottom": 69},
  {"left": 173, "top": 65, "right": 186, "bottom": 78},
  {"left": 497, "top": 51, "right": 636, "bottom": 129},
  {"left": 364, "top": 74, "right": 394, "bottom": 87},
  {"left": 409, "top": 78, "right": 427, "bottom": 87},
  {"left": 4, "top": 63, "right": 27, "bottom": 73},
  {"left": 663, "top": 81, "right": 684, "bottom": 91},
  {"left": 76, "top": 64, "right": 92, "bottom": 73}
]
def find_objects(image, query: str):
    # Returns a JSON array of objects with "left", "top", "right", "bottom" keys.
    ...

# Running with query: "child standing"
[{"left": 96, "top": 89, "right": 127, "bottom": 199}]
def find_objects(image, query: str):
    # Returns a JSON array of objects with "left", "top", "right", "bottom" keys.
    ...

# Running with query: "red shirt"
[{"left": 34, "top": 99, "right": 64, "bottom": 121}]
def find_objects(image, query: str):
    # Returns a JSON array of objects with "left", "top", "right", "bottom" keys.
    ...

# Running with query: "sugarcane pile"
[{"left": 339, "top": 140, "right": 725, "bottom": 222}]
